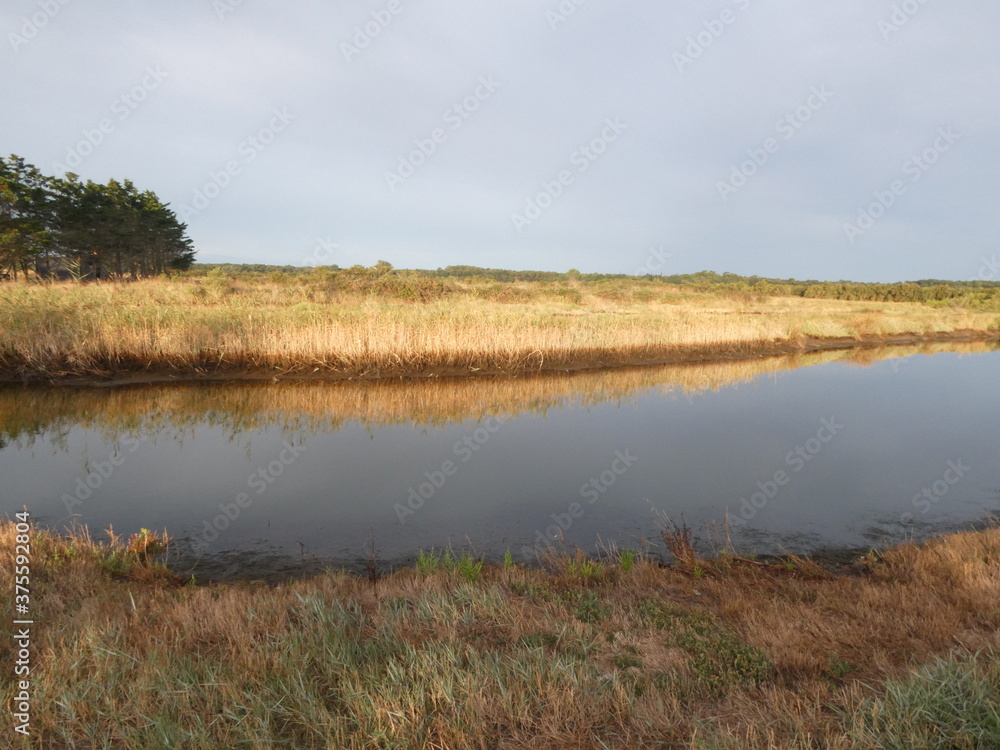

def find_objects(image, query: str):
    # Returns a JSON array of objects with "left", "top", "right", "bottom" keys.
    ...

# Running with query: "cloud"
[{"left": 3, "top": 0, "right": 998, "bottom": 281}]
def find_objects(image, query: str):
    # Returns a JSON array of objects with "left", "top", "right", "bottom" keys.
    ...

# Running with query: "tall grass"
[
  {"left": 0, "top": 276, "right": 997, "bottom": 380},
  {"left": 3, "top": 522, "right": 1000, "bottom": 748},
  {"left": 847, "top": 653, "right": 1000, "bottom": 748}
]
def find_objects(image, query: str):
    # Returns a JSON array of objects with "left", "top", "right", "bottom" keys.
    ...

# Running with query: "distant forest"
[
  {"left": 0, "top": 154, "right": 195, "bottom": 280},
  {"left": 187, "top": 263, "right": 1000, "bottom": 308}
]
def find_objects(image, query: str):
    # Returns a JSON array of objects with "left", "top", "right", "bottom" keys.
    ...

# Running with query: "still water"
[{"left": 2, "top": 342, "right": 998, "bottom": 579}]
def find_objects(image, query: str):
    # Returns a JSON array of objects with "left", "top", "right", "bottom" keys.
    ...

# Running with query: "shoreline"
[
  {"left": 6, "top": 521, "right": 1000, "bottom": 747},
  {"left": 3, "top": 328, "right": 998, "bottom": 388}
]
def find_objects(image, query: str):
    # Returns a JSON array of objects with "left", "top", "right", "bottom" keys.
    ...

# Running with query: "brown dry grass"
[
  {"left": 0, "top": 276, "right": 997, "bottom": 381},
  {"left": 2, "top": 521, "right": 999, "bottom": 748}
]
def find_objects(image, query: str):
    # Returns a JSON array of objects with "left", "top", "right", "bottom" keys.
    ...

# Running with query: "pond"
[{"left": 2, "top": 341, "right": 998, "bottom": 580}]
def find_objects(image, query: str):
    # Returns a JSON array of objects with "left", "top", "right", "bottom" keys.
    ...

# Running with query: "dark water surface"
[{"left": 2, "top": 343, "right": 998, "bottom": 579}]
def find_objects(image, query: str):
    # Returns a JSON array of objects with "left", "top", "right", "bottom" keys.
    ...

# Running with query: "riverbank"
[
  {"left": 6, "top": 329, "right": 1000, "bottom": 389},
  {"left": 0, "top": 277, "right": 998, "bottom": 384},
  {"left": 3, "top": 522, "right": 998, "bottom": 748}
]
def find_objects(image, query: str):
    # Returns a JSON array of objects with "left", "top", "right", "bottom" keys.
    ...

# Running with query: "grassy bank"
[
  {"left": 1, "top": 274, "right": 998, "bottom": 382},
  {"left": 3, "top": 522, "right": 999, "bottom": 748}
]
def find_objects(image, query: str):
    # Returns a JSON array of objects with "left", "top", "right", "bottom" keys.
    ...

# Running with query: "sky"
[{"left": 3, "top": 0, "right": 998, "bottom": 282}]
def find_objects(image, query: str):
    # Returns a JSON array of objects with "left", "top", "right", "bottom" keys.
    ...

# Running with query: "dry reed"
[{"left": 1, "top": 277, "right": 997, "bottom": 380}]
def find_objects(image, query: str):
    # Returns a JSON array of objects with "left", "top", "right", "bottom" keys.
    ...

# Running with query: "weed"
[
  {"left": 567, "top": 551, "right": 604, "bottom": 581},
  {"left": 508, "top": 580, "right": 553, "bottom": 602},
  {"left": 614, "top": 653, "right": 643, "bottom": 670},
  {"left": 126, "top": 528, "right": 169, "bottom": 562},
  {"left": 420, "top": 548, "right": 484, "bottom": 581},
  {"left": 456, "top": 551, "right": 484, "bottom": 582},
  {"left": 636, "top": 599, "right": 680, "bottom": 631},
  {"left": 660, "top": 516, "right": 699, "bottom": 569},
  {"left": 859, "top": 549, "right": 883, "bottom": 567},
  {"left": 40, "top": 539, "right": 81, "bottom": 568},
  {"left": 97, "top": 548, "right": 135, "bottom": 578},
  {"left": 573, "top": 591, "right": 607, "bottom": 623},
  {"left": 415, "top": 548, "right": 440, "bottom": 576},
  {"left": 827, "top": 651, "right": 855, "bottom": 679},
  {"left": 441, "top": 548, "right": 456, "bottom": 570},
  {"left": 674, "top": 614, "right": 770, "bottom": 693},
  {"left": 619, "top": 548, "right": 637, "bottom": 573}
]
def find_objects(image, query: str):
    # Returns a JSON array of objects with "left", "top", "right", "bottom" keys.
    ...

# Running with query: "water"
[{"left": 2, "top": 342, "right": 998, "bottom": 579}]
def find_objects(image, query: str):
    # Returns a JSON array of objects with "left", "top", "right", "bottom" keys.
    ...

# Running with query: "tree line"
[
  {"left": 0, "top": 154, "right": 195, "bottom": 280},
  {"left": 183, "top": 262, "right": 999, "bottom": 308}
]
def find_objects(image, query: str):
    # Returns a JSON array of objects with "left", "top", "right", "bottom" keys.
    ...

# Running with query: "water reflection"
[
  {"left": 0, "top": 341, "right": 997, "bottom": 580},
  {"left": 2, "top": 341, "right": 994, "bottom": 448}
]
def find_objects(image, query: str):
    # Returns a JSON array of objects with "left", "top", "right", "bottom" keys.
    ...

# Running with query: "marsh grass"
[
  {"left": 28, "top": 523, "right": 175, "bottom": 582},
  {"left": 661, "top": 515, "right": 699, "bottom": 569},
  {"left": 4, "top": 522, "right": 1000, "bottom": 748},
  {"left": 618, "top": 548, "right": 638, "bottom": 573},
  {"left": 0, "top": 276, "right": 996, "bottom": 380},
  {"left": 846, "top": 653, "right": 1000, "bottom": 749},
  {"left": 414, "top": 548, "right": 484, "bottom": 582},
  {"left": 566, "top": 549, "right": 606, "bottom": 581}
]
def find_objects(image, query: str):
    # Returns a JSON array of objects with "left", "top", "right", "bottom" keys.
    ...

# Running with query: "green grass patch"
[
  {"left": 572, "top": 591, "right": 607, "bottom": 623},
  {"left": 848, "top": 651, "right": 1000, "bottom": 749}
]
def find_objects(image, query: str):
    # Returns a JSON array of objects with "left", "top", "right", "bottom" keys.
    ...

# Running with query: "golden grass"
[
  {"left": 3, "top": 521, "right": 999, "bottom": 748},
  {"left": 0, "top": 277, "right": 997, "bottom": 380}
]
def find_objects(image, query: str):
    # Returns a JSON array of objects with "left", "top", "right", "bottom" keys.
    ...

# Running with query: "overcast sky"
[{"left": 3, "top": 1, "right": 998, "bottom": 281}]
